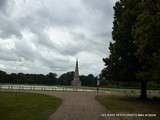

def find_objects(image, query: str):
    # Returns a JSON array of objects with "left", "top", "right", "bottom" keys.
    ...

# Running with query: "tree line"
[
  {"left": 102, "top": 0, "right": 160, "bottom": 99},
  {"left": 0, "top": 70, "right": 97, "bottom": 86}
]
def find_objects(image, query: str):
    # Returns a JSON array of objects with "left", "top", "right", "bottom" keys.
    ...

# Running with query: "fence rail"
[{"left": 0, "top": 84, "right": 96, "bottom": 92}]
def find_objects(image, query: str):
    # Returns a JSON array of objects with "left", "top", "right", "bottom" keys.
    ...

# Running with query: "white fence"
[{"left": 0, "top": 84, "right": 96, "bottom": 92}]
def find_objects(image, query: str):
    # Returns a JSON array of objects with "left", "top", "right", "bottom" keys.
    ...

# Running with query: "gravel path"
[{"left": 41, "top": 91, "right": 107, "bottom": 120}]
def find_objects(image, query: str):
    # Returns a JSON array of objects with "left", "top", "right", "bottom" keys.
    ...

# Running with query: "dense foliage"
[
  {"left": 102, "top": 0, "right": 140, "bottom": 83},
  {"left": 0, "top": 70, "right": 97, "bottom": 86},
  {"left": 80, "top": 74, "right": 97, "bottom": 86},
  {"left": 0, "top": 70, "right": 58, "bottom": 85},
  {"left": 102, "top": 0, "right": 160, "bottom": 99}
]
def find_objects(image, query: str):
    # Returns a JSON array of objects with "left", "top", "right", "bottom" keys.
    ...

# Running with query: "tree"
[
  {"left": 103, "top": 0, "right": 140, "bottom": 83},
  {"left": 133, "top": 0, "right": 160, "bottom": 99},
  {"left": 0, "top": 70, "right": 59, "bottom": 85},
  {"left": 0, "top": 70, "right": 8, "bottom": 83},
  {"left": 46, "top": 72, "right": 58, "bottom": 85},
  {"left": 58, "top": 71, "right": 74, "bottom": 85},
  {"left": 80, "top": 74, "right": 97, "bottom": 86},
  {"left": 102, "top": 0, "right": 160, "bottom": 99}
]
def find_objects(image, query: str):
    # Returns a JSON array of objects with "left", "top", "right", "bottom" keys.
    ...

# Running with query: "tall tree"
[
  {"left": 133, "top": 0, "right": 160, "bottom": 99},
  {"left": 103, "top": 0, "right": 140, "bottom": 82},
  {"left": 103, "top": 0, "right": 160, "bottom": 99}
]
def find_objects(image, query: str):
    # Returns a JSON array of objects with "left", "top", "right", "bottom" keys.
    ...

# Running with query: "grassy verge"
[
  {"left": 0, "top": 92, "right": 62, "bottom": 120},
  {"left": 96, "top": 95, "right": 160, "bottom": 113}
]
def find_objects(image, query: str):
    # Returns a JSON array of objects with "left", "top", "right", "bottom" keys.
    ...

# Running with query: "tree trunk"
[{"left": 140, "top": 80, "right": 147, "bottom": 99}]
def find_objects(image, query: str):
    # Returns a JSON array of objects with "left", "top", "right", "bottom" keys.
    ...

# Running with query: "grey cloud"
[
  {"left": 0, "top": 0, "right": 116, "bottom": 75},
  {"left": 0, "top": 51, "right": 17, "bottom": 61},
  {"left": 0, "top": 0, "right": 6, "bottom": 7},
  {"left": 83, "top": 0, "right": 115, "bottom": 15},
  {"left": 0, "top": 0, "right": 8, "bottom": 10},
  {"left": 0, "top": 0, "right": 15, "bottom": 16},
  {"left": 0, "top": 15, "right": 22, "bottom": 38}
]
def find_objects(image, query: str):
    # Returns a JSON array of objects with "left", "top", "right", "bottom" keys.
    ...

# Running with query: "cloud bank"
[{"left": 0, "top": 0, "right": 116, "bottom": 75}]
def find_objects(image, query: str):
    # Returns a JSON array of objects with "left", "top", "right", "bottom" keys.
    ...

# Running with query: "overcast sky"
[{"left": 0, "top": 0, "right": 116, "bottom": 76}]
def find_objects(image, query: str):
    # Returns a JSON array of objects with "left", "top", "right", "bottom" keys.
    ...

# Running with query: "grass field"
[
  {"left": 96, "top": 95, "right": 160, "bottom": 113},
  {"left": 0, "top": 92, "right": 62, "bottom": 120},
  {"left": 96, "top": 95, "right": 160, "bottom": 120}
]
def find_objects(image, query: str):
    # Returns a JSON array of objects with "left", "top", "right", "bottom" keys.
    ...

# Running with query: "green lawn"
[
  {"left": 96, "top": 95, "right": 160, "bottom": 113},
  {"left": 0, "top": 92, "right": 62, "bottom": 120}
]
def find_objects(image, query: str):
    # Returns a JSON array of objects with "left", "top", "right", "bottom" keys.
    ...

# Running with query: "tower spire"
[{"left": 72, "top": 59, "right": 81, "bottom": 86}]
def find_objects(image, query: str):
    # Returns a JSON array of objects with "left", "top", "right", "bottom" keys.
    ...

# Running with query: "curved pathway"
[{"left": 41, "top": 91, "right": 107, "bottom": 120}]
